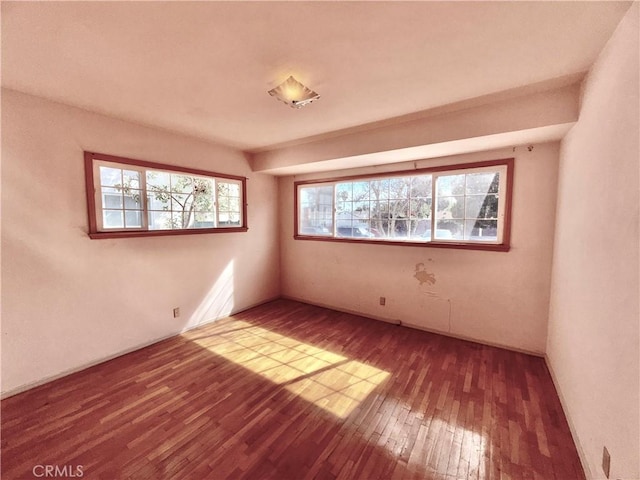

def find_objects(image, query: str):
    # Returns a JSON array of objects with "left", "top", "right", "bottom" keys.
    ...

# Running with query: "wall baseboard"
[
  {"left": 281, "top": 295, "right": 545, "bottom": 358},
  {"left": 0, "top": 296, "right": 280, "bottom": 400},
  {"left": 544, "top": 354, "right": 591, "bottom": 479}
]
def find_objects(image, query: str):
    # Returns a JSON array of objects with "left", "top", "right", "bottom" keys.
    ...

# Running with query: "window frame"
[
  {"left": 294, "top": 158, "right": 514, "bottom": 252},
  {"left": 84, "top": 151, "right": 248, "bottom": 239}
]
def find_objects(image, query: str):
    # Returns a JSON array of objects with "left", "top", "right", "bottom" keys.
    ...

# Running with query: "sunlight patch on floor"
[{"left": 191, "top": 320, "right": 390, "bottom": 418}]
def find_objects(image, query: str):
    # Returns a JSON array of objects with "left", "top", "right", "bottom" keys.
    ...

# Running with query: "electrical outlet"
[
  {"left": 379, "top": 297, "right": 386, "bottom": 306},
  {"left": 602, "top": 446, "right": 610, "bottom": 479},
  {"left": 173, "top": 307, "right": 180, "bottom": 318}
]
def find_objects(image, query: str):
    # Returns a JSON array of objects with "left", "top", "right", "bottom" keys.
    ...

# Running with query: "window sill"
[
  {"left": 293, "top": 235, "right": 510, "bottom": 252},
  {"left": 89, "top": 227, "right": 248, "bottom": 240}
]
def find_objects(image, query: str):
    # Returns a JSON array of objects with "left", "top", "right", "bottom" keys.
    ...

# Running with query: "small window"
[
  {"left": 85, "top": 152, "right": 247, "bottom": 239},
  {"left": 295, "top": 158, "right": 513, "bottom": 251}
]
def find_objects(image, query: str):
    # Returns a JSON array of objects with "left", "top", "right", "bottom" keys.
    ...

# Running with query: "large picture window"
[
  {"left": 85, "top": 152, "right": 247, "bottom": 239},
  {"left": 295, "top": 159, "right": 513, "bottom": 251}
]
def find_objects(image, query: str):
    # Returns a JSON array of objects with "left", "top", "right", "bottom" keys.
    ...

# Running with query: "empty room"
[{"left": 1, "top": 2, "right": 638, "bottom": 479}]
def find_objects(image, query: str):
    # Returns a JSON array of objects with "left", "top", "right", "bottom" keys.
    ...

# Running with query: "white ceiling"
[{"left": 1, "top": 1, "right": 631, "bottom": 152}]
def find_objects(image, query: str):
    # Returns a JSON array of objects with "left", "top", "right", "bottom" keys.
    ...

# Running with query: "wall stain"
[{"left": 414, "top": 263, "right": 436, "bottom": 286}]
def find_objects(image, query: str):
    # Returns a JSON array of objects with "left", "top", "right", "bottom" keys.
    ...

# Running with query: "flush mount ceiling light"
[{"left": 268, "top": 76, "right": 320, "bottom": 109}]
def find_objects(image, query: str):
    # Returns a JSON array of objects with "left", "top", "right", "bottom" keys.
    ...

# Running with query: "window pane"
[
  {"left": 124, "top": 210, "right": 142, "bottom": 228},
  {"left": 100, "top": 166, "right": 122, "bottom": 186},
  {"left": 435, "top": 220, "right": 462, "bottom": 239},
  {"left": 352, "top": 181, "right": 370, "bottom": 201},
  {"left": 215, "top": 180, "right": 237, "bottom": 222},
  {"left": 422, "top": 226, "right": 453, "bottom": 241},
  {"left": 338, "top": 200, "right": 353, "bottom": 214},
  {"left": 123, "top": 170, "right": 140, "bottom": 189},
  {"left": 437, "top": 174, "right": 465, "bottom": 196},
  {"left": 219, "top": 212, "right": 232, "bottom": 225},
  {"left": 172, "top": 210, "right": 195, "bottom": 229},
  {"left": 466, "top": 194, "right": 498, "bottom": 219},
  {"left": 410, "top": 175, "right": 432, "bottom": 197},
  {"left": 171, "top": 174, "right": 193, "bottom": 194},
  {"left": 124, "top": 191, "right": 143, "bottom": 209},
  {"left": 103, "top": 210, "right": 124, "bottom": 228},
  {"left": 228, "top": 197, "right": 241, "bottom": 213},
  {"left": 466, "top": 172, "right": 499, "bottom": 194},
  {"left": 171, "top": 194, "right": 190, "bottom": 212},
  {"left": 410, "top": 198, "right": 432, "bottom": 219},
  {"left": 218, "top": 195, "right": 230, "bottom": 212},
  {"left": 369, "top": 218, "right": 386, "bottom": 237},
  {"left": 370, "top": 179, "right": 389, "bottom": 200},
  {"left": 147, "top": 171, "right": 170, "bottom": 188},
  {"left": 227, "top": 183, "right": 240, "bottom": 197},
  {"left": 336, "top": 225, "right": 353, "bottom": 237},
  {"left": 147, "top": 194, "right": 170, "bottom": 211},
  {"left": 217, "top": 182, "right": 230, "bottom": 197},
  {"left": 193, "top": 178, "right": 214, "bottom": 202},
  {"left": 103, "top": 191, "right": 123, "bottom": 209},
  {"left": 337, "top": 225, "right": 374, "bottom": 238},
  {"left": 192, "top": 212, "right": 215, "bottom": 228},
  {"left": 371, "top": 201, "right": 389, "bottom": 217},
  {"left": 220, "top": 197, "right": 240, "bottom": 213},
  {"left": 336, "top": 183, "right": 352, "bottom": 202},
  {"left": 299, "top": 185, "right": 334, "bottom": 234},
  {"left": 465, "top": 219, "right": 498, "bottom": 241},
  {"left": 407, "top": 219, "right": 430, "bottom": 239},
  {"left": 336, "top": 214, "right": 353, "bottom": 230},
  {"left": 392, "top": 219, "right": 409, "bottom": 238},
  {"left": 195, "top": 197, "right": 215, "bottom": 213},
  {"left": 370, "top": 199, "right": 389, "bottom": 237},
  {"left": 353, "top": 201, "right": 369, "bottom": 217},
  {"left": 389, "top": 199, "right": 409, "bottom": 218},
  {"left": 437, "top": 196, "right": 465, "bottom": 219},
  {"left": 389, "top": 178, "right": 410, "bottom": 200},
  {"left": 337, "top": 193, "right": 371, "bottom": 235},
  {"left": 148, "top": 211, "right": 173, "bottom": 230},
  {"left": 181, "top": 197, "right": 196, "bottom": 220}
]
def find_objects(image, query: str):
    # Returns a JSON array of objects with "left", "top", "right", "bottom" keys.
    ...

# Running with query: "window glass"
[
  {"left": 295, "top": 160, "right": 511, "bottom": 250},
  {"left": 299, "top": 185, "right": 334, "bottom": 236},
  {"left": 87, "top": 152, "right": 246, "bottom": 238},
  {"left": 435, "top": 171, "right": 502, "bottom": 241}
]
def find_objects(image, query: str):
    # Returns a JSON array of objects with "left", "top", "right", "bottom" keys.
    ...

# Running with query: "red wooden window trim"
[
  {"left": 293, "top": 158, "right": 514, "bottom": 252},
  {"left": 84, "top": 151, "right": 248, "bottom": 239}
]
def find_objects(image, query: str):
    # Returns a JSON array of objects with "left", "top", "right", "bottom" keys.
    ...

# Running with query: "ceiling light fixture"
[{"left": 268, "top": 76, "right": 320, "bottom": 109}]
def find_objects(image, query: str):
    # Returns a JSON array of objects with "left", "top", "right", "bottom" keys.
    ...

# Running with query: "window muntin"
[
  {"left": 295, "top": 159, "right": 512, "bottom": 250},
  {"left": 85, "top": 152, "right": 246, "bottom": 238}
]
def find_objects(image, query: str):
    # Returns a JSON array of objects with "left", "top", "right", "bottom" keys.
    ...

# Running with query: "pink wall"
[
  {"left": 547, "top": 4, "right": 639, "bottom": 479},
  {"left": 279, "top": 144, "right": 559, "bottom": 354},
  {"left": 1, "top": 89, "right": 281, "bottom": 396}
]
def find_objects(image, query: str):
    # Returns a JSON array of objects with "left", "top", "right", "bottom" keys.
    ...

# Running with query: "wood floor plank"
[{"left": 1, "top": 300, "right": 585, "bottom": 479}]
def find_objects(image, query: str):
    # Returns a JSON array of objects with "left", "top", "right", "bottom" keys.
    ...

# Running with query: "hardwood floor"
[{"left": 1, "top": 300, "right": 585, "bottom": 479}]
